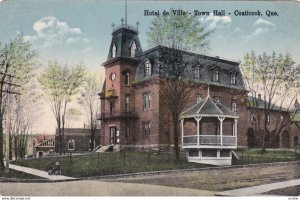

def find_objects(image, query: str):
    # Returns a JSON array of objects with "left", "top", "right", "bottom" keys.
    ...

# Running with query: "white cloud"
[
  {"left": 254, "top": 18, "right": 275, "bottom": 28},
  {"left": 199, "top": 13, "right": 232, "bottom": 30},
  {"left": 244, "top": 18, "right": 276, "bottom": 42},
  {"left": 24, "top": 16, "right": 89, "bottom": 50}
]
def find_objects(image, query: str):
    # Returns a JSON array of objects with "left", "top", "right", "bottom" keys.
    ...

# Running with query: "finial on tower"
[
  {"left": 121, "top": 18, "right": 124, "bottom": 26},
  {"left": 125, "top": 0, "right": 128, "bottom": 25}
]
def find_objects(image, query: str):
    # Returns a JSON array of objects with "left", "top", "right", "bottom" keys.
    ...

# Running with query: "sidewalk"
[
  {"left": 216, "top": 179, "right": 300, "bottom": 196},
  {"left": 4, "top": 161, "right": 75, "bottom": 181}
]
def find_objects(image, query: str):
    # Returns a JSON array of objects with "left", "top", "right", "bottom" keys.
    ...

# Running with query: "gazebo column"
[
  {"left": 218, "top": 116, "right": 225, "bottom": 146},
  {"left": 195, "top": 117, "right": 202, "bottom": 145},
  {"left": 234, "top": 118, "right": 237, "bottom": 146},
  {"left": 181, "top": 119, "right": 184, "bottom": 146}
]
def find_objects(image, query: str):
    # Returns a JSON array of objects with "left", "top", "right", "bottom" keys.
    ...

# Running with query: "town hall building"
[{"left": 98, "top": 21, "right": 300, "bottom": 163}]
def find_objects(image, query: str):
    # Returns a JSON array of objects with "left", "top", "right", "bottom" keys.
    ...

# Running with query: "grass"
[
  {"left": 233, "top": 149, "right": 299, "bottom": 165},
  {"left": 0, "top": 169, "right": 44, "bottom": 179},
  {"left": 11, "top": 149, "right": 299, "bottom": 178},
  {"left": 12, "top": 151, "right": 210, "bottom": 178}
]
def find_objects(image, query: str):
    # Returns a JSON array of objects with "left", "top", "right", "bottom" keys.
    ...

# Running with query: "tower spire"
[{"left": 125, "top": 0, "right": 127, "bottom": 25}]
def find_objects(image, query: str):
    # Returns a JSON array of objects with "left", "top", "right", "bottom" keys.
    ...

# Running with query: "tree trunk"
[
  {"left": 172, "top": 114, "right": 180, "bottom": 162},
  {"left": 0, "top": 114, "right": 4, "bottom": 170}
]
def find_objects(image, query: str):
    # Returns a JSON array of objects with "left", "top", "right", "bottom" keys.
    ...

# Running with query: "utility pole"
[
  {"left": 5, "top": 76, "right": 11, "bottom": 173},
  {"left": 0, "top": 72, "right": 21, "bottom": 173}
]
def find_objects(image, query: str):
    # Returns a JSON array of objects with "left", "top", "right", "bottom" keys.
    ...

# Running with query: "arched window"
[
  {"left": 130, "top": 41, "right": 137, "bottom": 57},
  {"left": 231, "top": 72, "right": 237, "bottom": 84},
  {"left": 125, "top": 71, "right": 130, "bottom": 86},
  {"left": 112, "top": 43, "right": 116, "bottom": 58},
  {"left": 232, "top": 100, "right": 237, "bottom": 112},
  {"left": 68, "top": 139, "right": 75, "bottom": 151},
  {"left": 194, "top": 66, "right": 200, "bottom": 79},
  {"left": 144, "top": 59, "right": 152, "bottom": 76},
  {"left": 212, "top": 68, "right": 219, "bottom": 82}
]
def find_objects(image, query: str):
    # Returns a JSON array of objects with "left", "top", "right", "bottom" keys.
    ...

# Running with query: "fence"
[{"left": 232, "top": 148, "right": 300, "bottom": 165}]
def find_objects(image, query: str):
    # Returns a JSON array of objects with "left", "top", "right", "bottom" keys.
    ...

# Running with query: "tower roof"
[{"left": 106, "top": 23, "right": 142, "bottom": 61}]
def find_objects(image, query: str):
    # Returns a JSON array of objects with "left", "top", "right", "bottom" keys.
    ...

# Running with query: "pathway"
[
  {"left": 4, "top": 161, "right": 75, "bottom": 180},
  {"left": 216, "top": 179, "right": 300, "bottom": 196}
]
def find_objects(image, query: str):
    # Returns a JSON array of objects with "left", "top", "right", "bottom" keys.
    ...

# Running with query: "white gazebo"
[{"left": 180, "top": 91, "right": 238, "bottom": 166}]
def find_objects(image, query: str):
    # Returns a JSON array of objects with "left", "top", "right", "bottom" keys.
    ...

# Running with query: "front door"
[{"left": 109, "top": 127, "right": 117, "bottom": 145}]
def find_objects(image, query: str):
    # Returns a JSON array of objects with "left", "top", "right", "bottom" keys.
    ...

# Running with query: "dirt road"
[{"left": 107, "top": 161, "right": 300, "bottom": 192}]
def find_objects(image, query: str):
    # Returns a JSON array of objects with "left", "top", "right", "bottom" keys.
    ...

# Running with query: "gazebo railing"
[{"left": 182, "top": 135, "right": 236, "bottom": 146}]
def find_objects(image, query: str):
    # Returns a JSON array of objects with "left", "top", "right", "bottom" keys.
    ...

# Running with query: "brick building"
[
  {"left": 98, "top": 22, "right": 300, "bottom": 153},
  {"left": 55, "top": 128, "right": 101, "bottom": 153}
]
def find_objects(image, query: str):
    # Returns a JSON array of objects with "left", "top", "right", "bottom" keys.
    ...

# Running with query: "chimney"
[{"left": 258, "top": 94, "right": 261, "bottom": 100}]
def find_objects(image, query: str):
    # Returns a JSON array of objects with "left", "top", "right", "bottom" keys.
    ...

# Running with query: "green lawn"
[
  {"left": 233, "top": 149, "right": 299, "bottom": 165},
  {"left": 12, "top": 151, "right": 209, "bottom": 177},
  {"left": 0, "top": 169, "right": 44, "bottom": 179},
  {"left": 11, "top": 149, "right": 299, "bottom": 178}
]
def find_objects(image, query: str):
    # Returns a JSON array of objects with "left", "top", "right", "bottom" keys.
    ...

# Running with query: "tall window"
[
  {"left": 125, "top": 95, "right": 130, "bottom": 112},
  {"left": 231, "top": 72, "right": 237, "bottom": 85},
  {"left": 144, "top": 59, "right": 152, "bottom": 76},
  {"left": 267, "top": 114, "right": 270, "bottom": 124},
  {"left": 212, "top": 68, "right": 219, "bottom": 82},
  {"left": 143, "top": 122, "right": 151, "bottom": 137},
  {"left": 143, "top": 93, "right": 151, "bottom": 110},
  {"left": 110, "top": 100, "right": 115, "bottom": 114},
  {"left": 232, "top": 100, "right": 237, "bottom": 112},
  {"left": 125, "top": 125, "right": 130, "bottom": 139},
  {"left": 194, "top": 66, "right": 200, "bottom": 79},
  {"left": 196, "top": 94, "right": 202, "bottom": 103},
  {"left": 112, "top": 44, "right": 116, "bottom": 58},
  {"left": 130, "top": 41, "right": 136, "bottom": 57},
  {"left": 250, "top": 114, "right": 256, "bottom": 123},
  {"left": 68, "top": 139, "right": 75, "bottom": 151},
  {"left": 124, "top": 71, "right": 130, "bottom": 86}
]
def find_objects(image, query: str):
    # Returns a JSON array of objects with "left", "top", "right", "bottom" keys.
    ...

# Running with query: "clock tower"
[{"left": 99, "top": 20, "right": 142, "bottom": 149}]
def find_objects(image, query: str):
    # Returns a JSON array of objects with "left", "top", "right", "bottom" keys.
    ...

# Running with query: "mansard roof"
[
  {"left": 135, "top": 45, "right": 246, "bottom": 91},
  {"left": 106, "top": 24, "right": 143, "bottom": 61},
  {"left": 180, "top": 94, "right": 239, "bottom": 119},
  {"left": 246, "top": 96, "right": 286, "bottom": 111}
]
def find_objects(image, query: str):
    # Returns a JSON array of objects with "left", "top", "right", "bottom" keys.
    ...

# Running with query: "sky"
[{"left": 0, "top": 0, "right": 300, "bottom": 133}]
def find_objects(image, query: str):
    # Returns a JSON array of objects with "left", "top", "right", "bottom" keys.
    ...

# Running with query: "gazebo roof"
[{"left": 180, "top": 95, "right": 239, "bottom": 119}]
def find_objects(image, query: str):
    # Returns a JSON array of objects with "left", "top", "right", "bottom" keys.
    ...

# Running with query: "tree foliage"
[
  {"left": 241, "top": 51, "right": 300, "bottom": 147},
  {"left": 0, "top": 36, "right": 36, "bottom": 169},
  {"left": 147, "top": 9, "right": 211, "bottom": 52},
  {"left": 39, "top": 61, "right": 86, "bottom": 154}
]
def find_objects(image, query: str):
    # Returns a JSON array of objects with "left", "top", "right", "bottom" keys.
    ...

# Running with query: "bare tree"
[
  {"left": 241, "top": 51, "right": 300, "bottom": 147},
  {"left": 10, "top": 82, "right": 41, "bottom": 159},
  {"left": 78, "top": 74, "right": 101, "bottom": 151},
  {"left": 157, "top": 47, "right": 198, "bottom": 161},
  {"left": 39, "top": 61, "right": 86, "bottom": 154},
  {"left": 147, "top": 12, "right": 210, "bottom": 161}
]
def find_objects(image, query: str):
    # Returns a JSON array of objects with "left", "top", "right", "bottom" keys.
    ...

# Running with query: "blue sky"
[
  {"left": 0, "top": 0, "right": 300, "bottom": 70},
  {"left": 1, "top": 0, "right": 300, "bottom": 133}
]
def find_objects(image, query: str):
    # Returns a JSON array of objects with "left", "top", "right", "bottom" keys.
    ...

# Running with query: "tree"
[
  {"left": 147, "top": 12, "right": 210, "bottom": 161},
  {"left": 241, "top": 52, "right": 300, "bottom": 147},
  {"left": 157, "top": 46, "right": 198, "bottom": 161},
  {"left": 39, "top": 61, "right": 86, "bottom": 154},
  {"left": 147, "top": 9, "right": 211, "bottom": 52},
  {"left": 78, "top": 73, "right": 101, "bottom": 151},
  {"left": 0, "top": 36, "right": 36, "bottom": 170},
  {"left": 10, "top": 82, "right": 41, "bottom": 159}
]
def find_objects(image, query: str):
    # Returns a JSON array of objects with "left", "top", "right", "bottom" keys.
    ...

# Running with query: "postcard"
[{"left": 0, "top": 0, "right": 299, "bottom": 198}]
